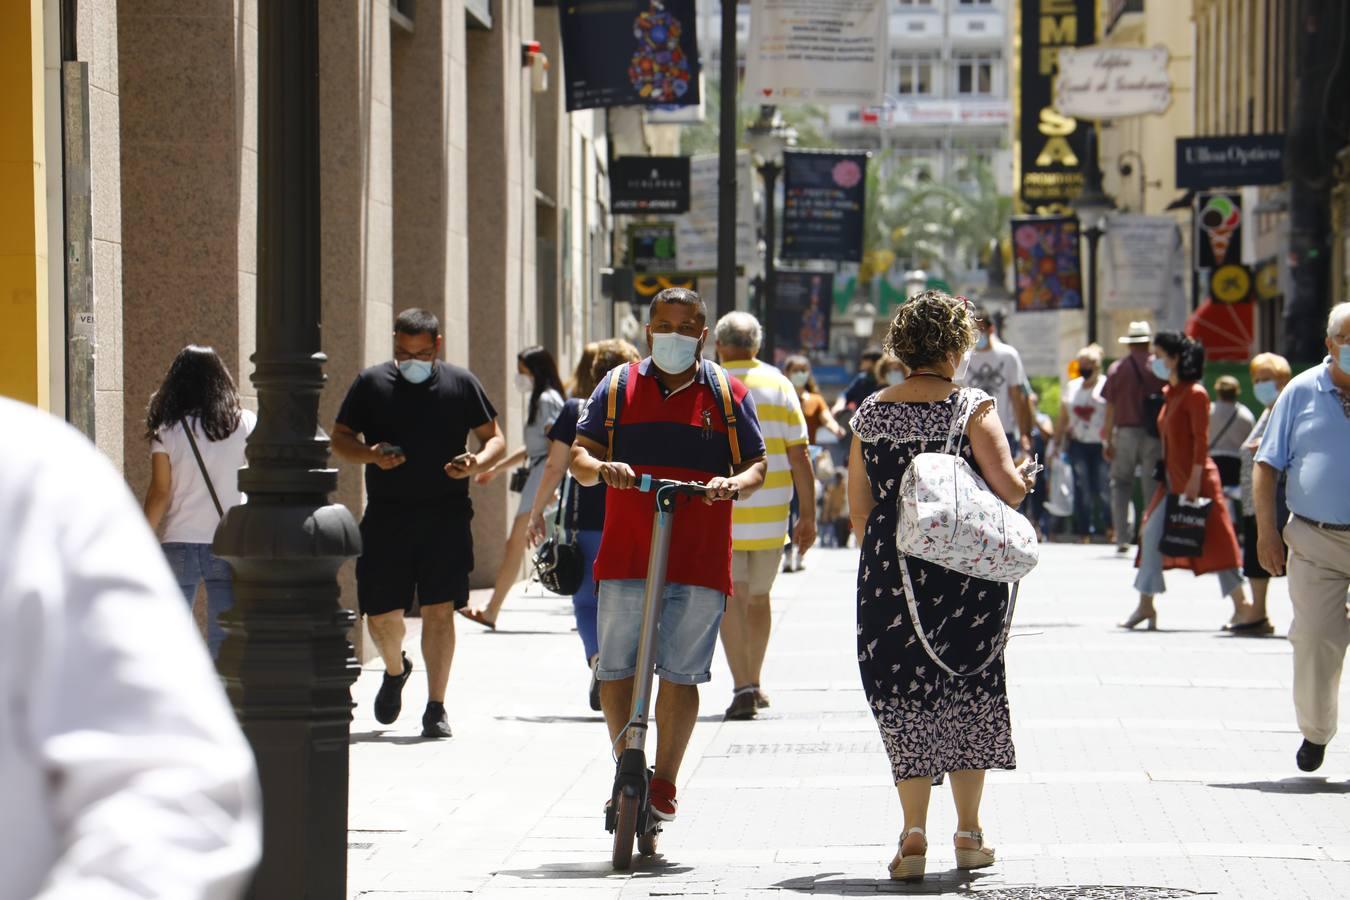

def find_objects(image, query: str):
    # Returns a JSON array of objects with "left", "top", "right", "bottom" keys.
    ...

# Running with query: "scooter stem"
[{"left": 624, "top": 490, "right": 678, "bottom": 754}]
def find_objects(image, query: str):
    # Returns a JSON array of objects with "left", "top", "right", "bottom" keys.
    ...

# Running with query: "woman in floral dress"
[{"left": 847, "top": 291, "right": 1038, "bottom": 882}]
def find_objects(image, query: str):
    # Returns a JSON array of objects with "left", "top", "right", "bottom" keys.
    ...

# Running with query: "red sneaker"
[{"left": 649, "top": 777, "right": 678, "bottom": 822}]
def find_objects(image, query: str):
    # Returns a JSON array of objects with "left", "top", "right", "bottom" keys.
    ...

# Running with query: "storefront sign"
[
  {"left": 610, "top": 156, "right": 691, "bottom": 214},
  {"left": 675, "top": 152, "right": 755, "bottom": 274},
  {"left": 1175, "top": 135, "right": 1285, "bottom": 189},
  {"left": 769, "top": 271, "right": 834, "bottom": 366},
  {"left": 1054, "top": 46, "right": 1171, "bottom": 119},
  {"left": 1017, "top": 0, "right": 1097, "bottom": 213},
  {"left": 629, "top": 222, "right": 677, "bottom": 273},
  {"left": 744, "top": 0, "right": 887, "bottom": 106},
  {"left": 781, "top": 151, "right": 868, "bottom": 263},
  {"left": 1012, "top": 215, "right": 1083, "bottom": 311},
  {"left": 560, "top": 0, "right": 700, "bottom": 112}
]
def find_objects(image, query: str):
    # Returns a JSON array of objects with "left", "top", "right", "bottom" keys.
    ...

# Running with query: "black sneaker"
[
  {"left": 724, "top": 690, "right": 758, "bottom": 721},
  {"left": 421, "top": 701, "right": 452, "bottom": 739},
  {"left": 373, "top": 653, "right": 413, "bottom": 725},
  {"left": 588, "top": 656, "right": 602, "bottom": 712},
  {"left": 1296, "top": 739, "right": 1326, "bottom": 772}
]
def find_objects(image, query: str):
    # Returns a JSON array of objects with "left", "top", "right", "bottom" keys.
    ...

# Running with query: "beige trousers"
[{"left": 1284, "top": 516, "right": 1350, "bottom": 745}]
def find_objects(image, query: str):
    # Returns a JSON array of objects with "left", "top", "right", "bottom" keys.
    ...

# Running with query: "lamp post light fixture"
[
  {"left": 212, "top": 1, "right": 362, "bottom": 895},
  {"left": 746, "top": 105, "right": 796, "bottom": 362},
  {"left": 850, "top": 298, "right": 879, "bottom": 339},
  {"left": 1071, "top": 124, "right": 1117, "bottom": 346},
  {"left": 904, "top": 268, "right": 929, "bottom": 299}
]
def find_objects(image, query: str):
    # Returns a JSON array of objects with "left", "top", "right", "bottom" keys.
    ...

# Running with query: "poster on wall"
[
  {"left": 1193, "top": 192, "right": 1242, "bottom": 306},
  {"left": 610, "top": 157, "right": 691, "bottom": 213},
  {"left": 1017, "top": 0, "right": 1097, "bottom": 213},
  {"left": 743, "top": 0, "right": 888, "bottom": 106},
  {"left": 1101, "top": 214, "right": 1184, "bottom": 311},
  {"left": 560, "top": 0, "right": 700, "bottom": 112},
  {"left": 781, "top": 151, "right": 868, "bottom": 262},
  {"left": 629, "top": 222, "right": 677, "bottom": 273},
  {"left": 676, "top": 153, "right": 755, "bottom": 274},
  {"left": 1012, "top": 216, "right": 1083, "bottom": 311},
  {"left": 770, "top": 271, "right": 834, "bottom": 365}
]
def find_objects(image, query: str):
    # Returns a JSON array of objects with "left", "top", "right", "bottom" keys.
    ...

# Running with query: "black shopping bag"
[{"left": 1159, "top": 494, "right": 1211, "bottom": 557}]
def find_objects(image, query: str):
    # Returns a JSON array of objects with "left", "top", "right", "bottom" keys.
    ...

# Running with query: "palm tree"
[{"left": 678, "top": 80, "right": 831, "bottom": 156}]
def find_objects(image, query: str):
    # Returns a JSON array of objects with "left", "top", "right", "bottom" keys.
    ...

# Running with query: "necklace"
[{"left": 910, "top": 371, "right": 952, "bottom": 382}]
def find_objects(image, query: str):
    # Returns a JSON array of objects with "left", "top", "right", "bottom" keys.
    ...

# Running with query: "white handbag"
[{"left": 896, "top": 389, "right": 1040, "bottom": 583}]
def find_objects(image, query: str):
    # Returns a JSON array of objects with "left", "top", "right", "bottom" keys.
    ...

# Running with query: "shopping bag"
[
  {"left": 1043, "top": 455, "right": 1074, "bottom": 519},
  {"left": 1159, "top": 494, "right": 1211, "bottom": 557}
]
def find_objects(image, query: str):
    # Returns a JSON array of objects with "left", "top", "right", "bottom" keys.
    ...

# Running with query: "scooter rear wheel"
[{"left": 611, "top": 789, "right": 639, "bottom": 870}]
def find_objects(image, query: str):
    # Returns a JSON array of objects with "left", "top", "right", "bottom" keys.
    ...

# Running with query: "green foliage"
[
  {"left": 1030, "top": 375, "right": 1061, "bottom": 420},
  {"left": 678, "top": 81, "right": 832, "bottom": 157}
]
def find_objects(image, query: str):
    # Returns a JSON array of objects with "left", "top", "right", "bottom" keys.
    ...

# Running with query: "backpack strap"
[
  {"left": 942, "top": 388, "right": 971, "bottom": 455},
  {"left": 704, "top": 359, "right": 743, "bottom": 470},
  {"left": 604, "top": 363, "right": 627, "bottom": 461}
]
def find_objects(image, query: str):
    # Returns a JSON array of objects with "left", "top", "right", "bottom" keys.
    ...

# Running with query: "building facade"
[{"left": 0, "top": 0, "right": 618, "bottom": 593}]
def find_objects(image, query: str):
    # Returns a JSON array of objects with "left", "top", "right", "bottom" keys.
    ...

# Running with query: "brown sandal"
[{"left": 457, "top": 607, "right": 496, "bottom": 631}]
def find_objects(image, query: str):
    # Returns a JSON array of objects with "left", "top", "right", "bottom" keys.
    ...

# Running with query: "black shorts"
[
  {"left": 357, "top": 500, "right": 474, "bottom": 616},
  {"left": 1242, "top": 514, "right": 1286, "bottom": 580}
]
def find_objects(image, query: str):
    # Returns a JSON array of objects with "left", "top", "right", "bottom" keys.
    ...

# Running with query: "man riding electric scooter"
[{"left": 571, "top": 288, "right": 767, "bottom": 868}]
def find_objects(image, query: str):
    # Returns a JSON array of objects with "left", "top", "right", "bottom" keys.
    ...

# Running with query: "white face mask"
[
  {"left": 514, "top": 373, "right": 534, "bottom": 394},
  {"left": 788, "top": 370, "right": 810, "bottom": 389},
  {"left": 953, "top": 349, "right": 973, "bottom": 382},
  {"left": 885, "top": 370, "right": 906, "bottom": 386},
  {"left": 650, "top": 331, "right": 701, "bottom": 375}
]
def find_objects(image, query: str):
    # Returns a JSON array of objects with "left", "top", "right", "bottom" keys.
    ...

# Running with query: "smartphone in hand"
[
  {"left": 450, "top": 451, "right": 475, "bottom": 468},
  {"left": 380, "top": 444, "right": 404, "bottom": 457}
]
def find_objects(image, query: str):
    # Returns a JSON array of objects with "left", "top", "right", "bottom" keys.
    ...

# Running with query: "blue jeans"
[
  {"left": 162, "top": 542, "right": 235, "bottom": 660},
  {"left": 596, "top": 579, "right": 725, "bottom": 685},
  {"left": 1068, "top": 441, "right": 1110, "bottom": 536},
  {"left": 572, "top": 530, "right": 603, "bottom": 662},
  {"left": 1133, "top": 501, "right": 1243, "bottom": 598}
]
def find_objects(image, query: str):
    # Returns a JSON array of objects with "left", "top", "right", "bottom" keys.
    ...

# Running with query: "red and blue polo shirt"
[{"left": 576, "top": 358, "right": 766, "bottom": 596}]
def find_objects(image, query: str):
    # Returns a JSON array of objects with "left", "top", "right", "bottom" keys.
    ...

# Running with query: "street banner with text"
[
  {"left": 781, "top": 151, "right": 868, "bottom": 262},
  {"left": 1017, "top": 0, "right": 1097, "bottom": 213},
  {"left": 1012, "top": 215, "right": 1083, "bottom": 311},
  {"left": 610, "top": 156, "right": 691, "bottom": 213},
  {"left": 560, "top": 0, "right": 700, "bottom": 112},
  {"left": 1054, "top": 46, "right": 1172, "bottom": 119},
  {"left": 744, "top": 0, "right": 888, "bottom": 106},
  {"left": 770, "top": 271, "right": 834, "bottom": 366},
  {"left": 1101, "top": 214, "right": 1184, "bottom": 310},
  {"left": 675, "top": 153, "right": 755, "bottom": 274}
]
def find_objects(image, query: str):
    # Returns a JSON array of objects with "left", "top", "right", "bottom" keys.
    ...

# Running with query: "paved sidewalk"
[{"left": 348, "top": 544, "right": 1350, "bottom": 899}]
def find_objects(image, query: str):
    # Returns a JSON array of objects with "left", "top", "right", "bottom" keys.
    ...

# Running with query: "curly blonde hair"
[{"left": 883, "top": 290, "right": 978, "bottom": 371}]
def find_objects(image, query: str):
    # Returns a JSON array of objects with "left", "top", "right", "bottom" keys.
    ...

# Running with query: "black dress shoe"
[
  {"left": 724, "top": 690, "right": 757, "bottom": 721},
  {"left": 373, "top": 653, "right": 413, "bottom": 725},
  {"left": 421, "top": 701, "right": 453, "bottom": 739},
  {"left": 1296, "top": 739, "right": 1326, "bottom": 772}
]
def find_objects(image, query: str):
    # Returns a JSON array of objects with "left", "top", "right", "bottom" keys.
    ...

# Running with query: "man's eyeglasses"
[{"left": 394, "top": 348, "right": 437, "bottom": 362}]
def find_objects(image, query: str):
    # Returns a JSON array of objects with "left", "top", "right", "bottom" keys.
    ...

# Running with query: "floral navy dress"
[{"left": 851, "top": 390, "right": 1016, "bottom": 782}]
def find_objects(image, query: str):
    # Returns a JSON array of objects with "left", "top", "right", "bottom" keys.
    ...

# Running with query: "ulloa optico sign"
[{"left": 1175, "top": 135, "right": 1285, "bottom": 189}]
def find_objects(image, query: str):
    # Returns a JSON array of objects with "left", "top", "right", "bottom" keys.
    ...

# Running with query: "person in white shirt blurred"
[
  {"left": 1056, "top": 344, "right": 1109, "bottom": 540},
  {"left": 0, "top": 397, "right": 260, "bottom": 899}
]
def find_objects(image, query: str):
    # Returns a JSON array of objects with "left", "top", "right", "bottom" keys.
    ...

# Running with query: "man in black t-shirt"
[{"left": 333, "top": 309, "right": 506, "bottom": 738}]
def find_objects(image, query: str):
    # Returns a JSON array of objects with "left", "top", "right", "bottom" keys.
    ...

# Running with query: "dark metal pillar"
[
  {"left": 213, "top": 2, "right": 362, "bottom": 897},
  {"left": 760, "top": 160, "right": 780, "bottom": 362},
  {"left": 716, "top": 0, "right": 739, "bottom": 319},
  {"left": 1084, "top": 223, "right": 1103, "bottom": 346}
]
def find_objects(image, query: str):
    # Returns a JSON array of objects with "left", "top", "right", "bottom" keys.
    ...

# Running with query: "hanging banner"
[
  {"left": 629, "top": 222, "right": 677, "bottom": 273},
  {"left": 1101, "top": 214, "right": 1183, "bottom": 310},
  {"left": 1017, "top": 0, "right": 1097, "bottom": 213},
  {"left": 675, "top": 152, "right": 755, "bottom": 274},
  {"left": 770, "top": 271, "right": 834, "bottom": 366},
  {"left": 1053, "top": 46, "right": 1172, "bottom": 119},
  {"left": 781, "top": 151, "right": 868, "bottom": 263},
  {"left": 1195, "top": 192, "right": 1242, "bottom": 269},
  {"left": 743, "top": 0, "right": 888, "bottom": 106},
  {"left": 1012, "top": 215, "right": 1083, "bottom": 311},
  {"left": 1176, "top": 136, "right": 1285, "bottom": 189},
  {"left": 560, "top": 0, "right": 700, "bottom": 112},
  {"left": 610, "top": 156, "right": 691, "bottom": 214}
]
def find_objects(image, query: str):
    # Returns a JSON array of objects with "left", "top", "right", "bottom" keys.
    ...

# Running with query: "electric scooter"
[{"left": 605, "top": 475, "right": 732, "bottom": 870}]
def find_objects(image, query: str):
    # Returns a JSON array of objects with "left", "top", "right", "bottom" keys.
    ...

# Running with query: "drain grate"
[{"left": 726, "top": 741, "right": 880, "bottom": 755}]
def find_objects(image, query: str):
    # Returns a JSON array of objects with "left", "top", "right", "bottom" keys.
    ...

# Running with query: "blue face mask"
[
  {"left": 886, "top": 370, "right": 906, "bottom": 386},
  {"left": 650, "top": 331, "right": 701, "bottom": 375},
  {"left": 1253, "top": 380, "right": 1279, "bottom": 407},
  {"left": 975, "top": 334, "right": 990, "bottom": 351},
  {"left": 1150, "top": 357, "right": 1171, "bottom": 380},
  {"left": 398, "top": 359, "right": 434, "bottom": 384},
  {"left": 1338, "top": 344, "right": 1350, "bottom": 374}
]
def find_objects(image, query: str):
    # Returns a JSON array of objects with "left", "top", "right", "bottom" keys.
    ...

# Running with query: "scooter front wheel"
[
  {"left": 638, "top": 824, "right": 660, "bottom": 857},
  {"left": 611, "top": 789, "right": 639, "bottom": 870}
]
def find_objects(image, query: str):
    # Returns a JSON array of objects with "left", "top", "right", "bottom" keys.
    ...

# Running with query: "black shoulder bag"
[
  {"left": 532, "top": 474, "right": 584, "bottom": 595},
  {"left": 183, "top": 423, "right": 225, "bottom": 519},
  {"left": 1128, "top": 356, "right": 1165, "bottom": 438}
]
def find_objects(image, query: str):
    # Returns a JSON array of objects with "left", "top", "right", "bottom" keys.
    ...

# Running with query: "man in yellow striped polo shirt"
[{"left": 714, "top": 312, "right": 817, "bottom": 720}]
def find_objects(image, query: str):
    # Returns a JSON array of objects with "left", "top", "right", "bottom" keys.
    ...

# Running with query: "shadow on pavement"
[
  {"left": 349, "top": 731, "right": 438, "bottom": 746},
  {"left": 773, "top": 875, "right": 1212, "bottom": 898},
  {"left": 494, "top": 714, "right": 724, "bottom": 724},
  {"left": 1208, "top": 777, "right": 1350, "bottom": 795},
  {"left": 493, "top": 856, "right": 693, "bottom": 881}
]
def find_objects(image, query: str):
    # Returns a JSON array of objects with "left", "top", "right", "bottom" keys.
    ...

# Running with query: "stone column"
[{"left": 465, "top": 0, "right": 537, "bottom": 586}]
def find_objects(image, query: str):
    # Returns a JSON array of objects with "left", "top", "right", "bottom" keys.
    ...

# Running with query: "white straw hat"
[{"left": 1118, "top": 321, "right": 1152, "bottom": 345}]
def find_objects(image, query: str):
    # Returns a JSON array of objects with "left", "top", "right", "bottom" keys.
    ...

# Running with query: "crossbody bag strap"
[
  {"left": 899, "top": 558, "right": 1018, "bottom": 679},
  {"left": 182, "top": 421, "right": 225, "bottom": 519},
  {"left": 1208, "top": 409, "right": 1239, "bottom": 451},
  {"left": 705, "top": 360, "right": 743, "bottom": 470},
  {"left": 552, "top": 472, "right": 574, "bottom": 540},
  {"left": 943, "top": 388, "right": 972, "bottom": 455}
]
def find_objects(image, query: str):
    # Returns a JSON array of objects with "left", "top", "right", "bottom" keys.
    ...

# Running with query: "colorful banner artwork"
[
  {"left": 1012, "top": 216, "right": 1083, "bottom": 311},
  {"left": 770, "top": 271, "right": 834, "bottom": 366},
  {"left": 560, "top": 0, "right": 700, "bottom": 112}
]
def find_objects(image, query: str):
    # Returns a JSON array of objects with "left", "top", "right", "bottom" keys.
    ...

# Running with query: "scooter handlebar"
[{"left": 636, "top": 474, "right": 738, "bottom": 500}]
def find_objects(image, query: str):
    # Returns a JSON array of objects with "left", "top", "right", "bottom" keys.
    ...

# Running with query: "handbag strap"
[
  {"left": 1208, "top": 408, "right": 1239, "bottom": 451},
  {"left": 552, "top": 473, "right": 576, "bottom": 540},
  {"left": 182, "top": 421, "right": 225, "bottom": 519},
  {"left": 899, "top": 558, "right": 1018, "bottom": 679},
  {"left": 942, "top": 388, "right": 972, "bottom": 455}
]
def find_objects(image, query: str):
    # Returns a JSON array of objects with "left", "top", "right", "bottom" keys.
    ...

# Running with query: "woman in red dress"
[{"left": 1119, "top": 332, "right": 1266, "bottom": 631}]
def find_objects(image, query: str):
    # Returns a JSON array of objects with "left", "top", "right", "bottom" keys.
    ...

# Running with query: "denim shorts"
[{"left": 596, "top": 579, "right": 726, "bottom": 685}]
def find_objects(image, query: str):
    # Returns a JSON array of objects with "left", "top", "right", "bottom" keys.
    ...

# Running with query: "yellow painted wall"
[{"left": 0, "top": 0, "right": 49, "bottom": 409}]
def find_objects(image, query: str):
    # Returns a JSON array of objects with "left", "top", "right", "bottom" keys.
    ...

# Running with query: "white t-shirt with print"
[
  {"left": 151, "top": 410, "right": 256, "bottom": 544},
  {"left": 1064, "top": 376, "right": 1107, "bottom": 444},
  {"left": 961, "top": 343, "right": 1026, "bottom": 430}
]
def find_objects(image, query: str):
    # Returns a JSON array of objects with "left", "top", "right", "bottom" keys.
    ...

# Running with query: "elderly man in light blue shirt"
[{"left": 1254, "top": 301, "right": 1350, "bottom": 774}]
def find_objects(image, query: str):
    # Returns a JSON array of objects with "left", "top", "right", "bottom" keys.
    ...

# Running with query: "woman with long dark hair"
[
  {"left": 461, "top": 346, "right": 566, "bottom": 629},
  {"left": 1119, "top": 332, "right": 1264, "bottom": 631},
  {"left": 142, "top": 345, "right": 256, "bottom": 659}
]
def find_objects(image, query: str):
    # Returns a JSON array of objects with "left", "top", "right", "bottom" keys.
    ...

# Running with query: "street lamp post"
[
  {"left": 213, "top": 2, "right": 362, "bottom": 896},
  {"left": 715, "top": 0, "right": 738, "bottom": 320},
  {"left": 904, "top": 268, "right": 929, "bottom": 300},
  {"left": 1071, "top": 125, "right": 1116, "bottom": 347},
  {"left": 747, "top": 106, "right": 795, "bottom": 362}
]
